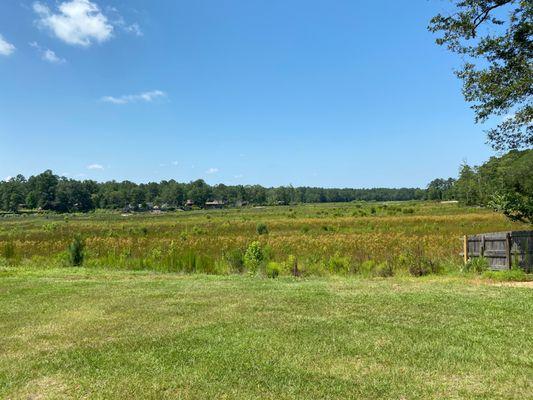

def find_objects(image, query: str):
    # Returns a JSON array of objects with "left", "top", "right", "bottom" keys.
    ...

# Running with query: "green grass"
[{"left": 1, "top": 267, "right": 531, "bottom": 399}]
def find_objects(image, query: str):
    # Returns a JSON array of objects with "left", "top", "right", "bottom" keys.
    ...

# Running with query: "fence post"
[
  {"left": 481, "top": 235, "right": 485, "bottom": 258},
  {"left": 506, "top": 232, "right": 512, "bottom": 269},
  {"left": 463, "top": 235, "right": 468, "bottom": 264}
]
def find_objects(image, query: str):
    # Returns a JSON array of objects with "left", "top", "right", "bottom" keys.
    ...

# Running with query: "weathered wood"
[
  {"left": 463, "top": 235, "right": 468, "bottom": 264},
  {"left": 465, "top": 231, "right": 533, "bottom": 271},
  {"left": 506, "top": 232, "right": 512, "bottom": 269}
]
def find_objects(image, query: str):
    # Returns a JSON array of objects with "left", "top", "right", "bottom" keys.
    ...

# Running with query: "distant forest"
[{"left": 1, "top": 150, "right": 531, "bottom": 216}]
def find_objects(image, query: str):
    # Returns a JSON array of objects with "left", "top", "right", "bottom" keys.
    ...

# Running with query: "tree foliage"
[
  {"left": 0, "top": 171, "right": 427, "bottom": 213},
  {"left": 430, "top": 149, "right": 533, "bottom": 223},
  {"left": 429, "top": 0, "right": 532, "bottom": 150}
]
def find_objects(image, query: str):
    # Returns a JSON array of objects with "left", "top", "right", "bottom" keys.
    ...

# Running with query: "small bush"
[
  {"left": 256, "top": 223, "right": 269, "bottom": 235},
  {"left": 408, "top": 261, "right": 434, "bottom": 277},
  {"left": 286, "top": 254, "right": 299, "bottom": 276},
  {"left": 373, "top": 262, "right": 394, "bottom": 277},
  {"left": 2, "top": 241, "right": 15, "bottom": 261},
  {"left": 226, "top": 249, "right": 245, "bottom": 273},
  {"left": 244, "top": 241, "right": 264, "bottom": 274},
  {"left": 68, "top": 236, "right": 85, "bottom": 266},
  {"left": 266, "top": 261, "right": 281, "bottom": 278},
  {"left": 463, "top": 257, "right": 489, "bottom": 274},
  {"left": 328, "top": 254, "right": 352, "bottom": 275}
]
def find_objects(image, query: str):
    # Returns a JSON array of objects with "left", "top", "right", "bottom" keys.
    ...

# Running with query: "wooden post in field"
[
  {"left": 481, "top": 235, "right": 485, "bottom": 258},
  {"left": 463, "top": 235, "right": 468, "bottom": 264},
  {"left": 506, "top": 232, "right": 512, "bottom": 269}
]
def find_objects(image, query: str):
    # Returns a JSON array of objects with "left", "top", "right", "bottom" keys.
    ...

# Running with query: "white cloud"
[
  {"left": 124, "top": 23, "right": 143, "bottom": 36},
  {"left": 171, "top": 161, "right": 178, "bottom": 166},
  {"left": 30, "top": 41, "right": 66, "bottom": 64},
  {"left": 43, "top": 48, "right": 66, "bottom": 63},
  {"left": 4, "top": 176, "right": 13, "bottom": 182},
  {"left": 101, "top": 90, "right": 166, "bottom": 105},
  {"left": 0, "top": 34, "right": 15, "bottom": 56},
  {"left": 206, "top": 168, "right": 219, "bottom": 174},
  {"left": 33, "top": 0, "right": 113, "bottom": 47},
  {"left": 87, "top": 163, "right": 104, "bottom": 170}
]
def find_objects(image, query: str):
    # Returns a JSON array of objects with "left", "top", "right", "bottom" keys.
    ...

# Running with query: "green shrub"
[
  {"left": 373, "top": 262, "right": 394, "bottom": 277},
  {"left": 286, "top": 254, "right": 299, "bottom": 276},
  {"left": 265, "top": 261, "right": 281, "bottom": 278},
  {"left": 256, "top": 222, "right": 269, "bottom": 235},
  {"left": 2, "top": 241, "right": 15, "bottom": 261},
  {"left": 463, "top": 257, "right": 489, "bottom": 274},
  {"left": 68, "top": 236, "right": 85, "bottom": 266},
  {"left": 244, "top": 241, "right": 264, "bottom": 274},
  {"left": 328, "top": 254, "right": 352, "bottom": 275},
  {"left": 225, "top": 249, "right": 245, "bottom": 273}
]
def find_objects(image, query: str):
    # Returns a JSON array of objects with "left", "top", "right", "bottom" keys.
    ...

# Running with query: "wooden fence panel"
[{"left": 464, "top": 231, "right": 533, "bottom": 272}]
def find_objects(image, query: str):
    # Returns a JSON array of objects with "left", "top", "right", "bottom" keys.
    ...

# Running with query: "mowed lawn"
[{"left": 0, "top": 268, "right": 531, "bottom": 399}]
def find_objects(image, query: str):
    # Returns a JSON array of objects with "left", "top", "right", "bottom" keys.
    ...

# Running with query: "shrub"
[
  {"left": 256, "top": 223, "right": 269, "bottom": 235},
  {"left": 463, "top": 257, "right": 489, "bottom": 274},
  {"left": 2, "top": 241, "right": 15, "bottom": 261},
  {"left": 68, "top": 236, "right": 85, "bottom": 266},
  {"left": 226, "top": 249, "right": 245, "bottom": 273},
  {"left": 286, "top": 254, "right": 299, "bottom": 277},
  {"left": 373, "top": 262, "right": 394, "bottom": 277},
  {"left": 408, "top": 261, "right": 435, "bottom": 277},
  {"left": 244, "top": 241, "right": 264, "bottom": 274},
  {"left": 328, "top": 254, "right": 351, "bottom": 275},
  {"left": 265, "top": 262, "right": 281, "bottom": 278}
]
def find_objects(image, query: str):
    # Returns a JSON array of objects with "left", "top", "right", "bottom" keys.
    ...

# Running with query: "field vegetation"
[{"left": 0, "top": 201, "right": 529, "bottom": 278}]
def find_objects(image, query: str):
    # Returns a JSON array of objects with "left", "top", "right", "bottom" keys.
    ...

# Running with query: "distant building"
[
  {"left": 185, "top": 199, "right": 195, "bottom": 207},
  {"left": 205, "top": 200, "right": 225, "bottom": 209}
]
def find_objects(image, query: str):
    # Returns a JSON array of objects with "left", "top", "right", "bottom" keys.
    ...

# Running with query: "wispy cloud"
[
  {"left": 171, "top": 161, "right": 178, "bottom": 166},
  {"left": 87, "top": 163, "right": 104, "bottom": 170},
  {"left": 206, "top": 167, "right": 219, "bottom": 174},
  {"left": 3, "top": 176, "right": 13, "bottom": 182},
  {"left": 234, "top": 174, "right": 243, "bottom": 179},
  {"left": 101, "top": 90, "right": 166, "bottom": 105},
  {"left": 0, "top": 34, "right": 15, "bottom": 56},
  {"left": 29, "top": 41, "right": 66, "bottom": 64},
  {"left": 33, "top": 0, "right": 113, "bottom": 47}
]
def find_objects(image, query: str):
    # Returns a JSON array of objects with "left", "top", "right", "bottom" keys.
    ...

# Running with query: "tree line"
[
  {"left": 1, "top": 150, "right": 530, "bottom": 219},
  {"left": 426, "top": 150, "right": 532, "bottom": 222},
  {"left": 0, "top": 172, "right": 425, "bottom": 213}
]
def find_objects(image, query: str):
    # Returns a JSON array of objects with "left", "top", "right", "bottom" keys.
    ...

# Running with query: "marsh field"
[
  {"left": 0, "top": 201, "right": 530, "bottom": 275},
  {"left": 1, "top": 201, "right": 532, "bottom": 399}
]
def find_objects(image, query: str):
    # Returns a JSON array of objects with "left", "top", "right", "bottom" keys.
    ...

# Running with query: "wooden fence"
[{"left": 463, "top": 231, "right": 533, "bottom": 272}]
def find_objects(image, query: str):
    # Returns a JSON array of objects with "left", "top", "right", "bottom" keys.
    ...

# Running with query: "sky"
[{"left": 0, "top": 0, "right": 499, "bottom": 188}]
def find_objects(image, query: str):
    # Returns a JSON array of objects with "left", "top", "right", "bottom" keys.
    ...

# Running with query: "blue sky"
[{"left": 0, "top": 0, "right": 497, "bottom": 187}]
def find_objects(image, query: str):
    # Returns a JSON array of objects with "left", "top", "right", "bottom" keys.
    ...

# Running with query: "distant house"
[
  {"left": 123, "top": 204, "right": 134, "bottom": 213},
  {"left": 205, "top": 200, "right": 225, "bottom": 209},
  {"left": 185, "top": 199, "right": 195, "bottom": 207}
]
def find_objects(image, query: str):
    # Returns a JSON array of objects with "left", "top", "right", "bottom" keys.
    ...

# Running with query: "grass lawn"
[{"left": 0, "top": 268, "right": 532, "bottom": 399}]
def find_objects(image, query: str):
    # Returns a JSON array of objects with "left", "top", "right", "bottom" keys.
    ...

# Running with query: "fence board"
[{"left": 464, "top": 231, "right": 533, "bottom": 272}]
